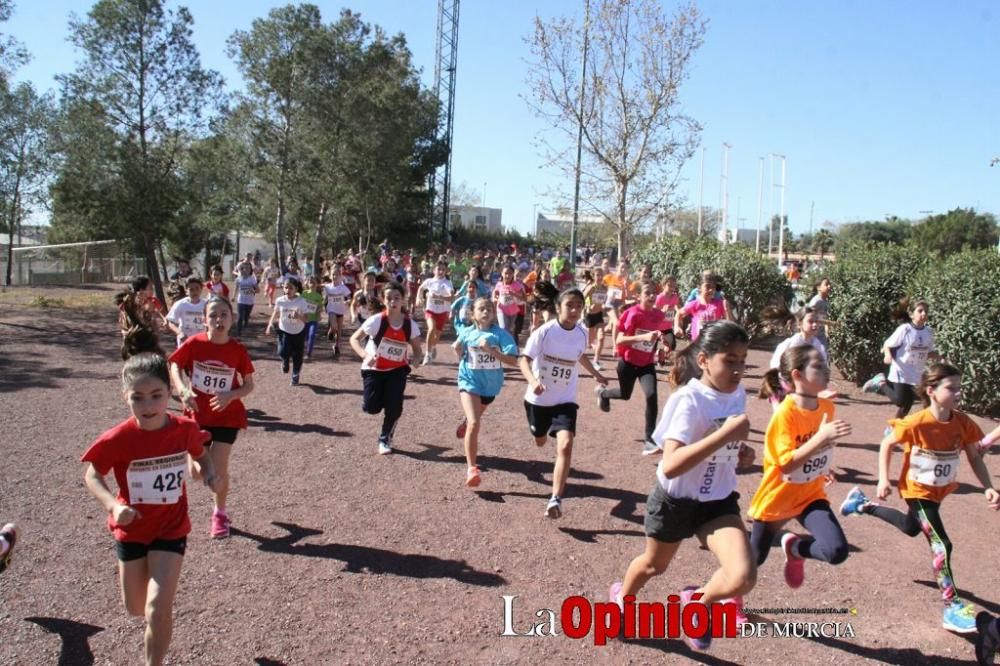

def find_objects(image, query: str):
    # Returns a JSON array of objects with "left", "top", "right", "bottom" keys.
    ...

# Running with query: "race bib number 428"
[{"left": 126, "top": 452, "right": 187, "bottom": 504}]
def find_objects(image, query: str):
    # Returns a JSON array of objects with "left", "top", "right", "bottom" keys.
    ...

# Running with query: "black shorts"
[
  {"left": 585, "top": 312, "right": 605, "bottom": 328},
  {"left": 115, "top": 537, "right": 187, "bottom": 562},
  {"left": 204, "top": 426, "right": 239, "bottom": 445},
  {"left": 523, "top": 401, "right": 578, "bottom": 438},
  {"left": 644, "top": 485, "right": 741, "bottom": 543},
  {"left": 460, "top": 390, "right": 496, "bottom": 406}
]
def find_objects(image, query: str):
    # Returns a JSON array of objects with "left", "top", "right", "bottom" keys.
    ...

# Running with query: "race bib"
[
  {"left": 500, "top": 293, "right": 517, "bottom": 306},
  {"left": 663, "top": 306, "right": 677, "bottom": 320},
  {"left": 592, "top": 291, "right": 608, "bottom": 305},
  {"left": 632, "top": 328, "right": 656, "bottom": 353},
  {"left": 539, "top": 354, "right": 576, "bottom": 390},
  {"left": 126, "top": 452, "right": 187, "bottom": 505},
  {"left": 328, "top": 294, "right": 345, "bottom": 305},
  {"left": 783, "top": 450, "right": 833, "bottom": 484},
  {"left": 431, "top": 295, "right": 448, "bottom": 307},
  {"left": 304, "top": 302, "right": 318, "bottom": 314},
  {"left": 343, "top": 275, "right": 355, "bottom": 285},
  {"left": 908, "top": 447, "right": 959, "bottom": 487},
  {"left": 282, "top": 307, "right": 300, "bottom": 321},
  {"left": 181, "top": 312, "right": 204, "bottom": 336},
  {"left": 240, "top": 287, "right": 255, "bottom": 296},
  {"left": 903, "top": 347, "right": 929, "bottom": 365},
  {"left": 607, "top": 287, "right": 623, "bottom": 302},
  {"left": 708, "top": 440, "right": 741, "bottom": 465},
  {"left": 191, "top": 361, "right": 236, "bottom": 396},
  {"left": 376, "top": 337, "right": 408, "bottom": 364},
  {"left": 468, "top": 346, "right": 501, "bottom": 370}
]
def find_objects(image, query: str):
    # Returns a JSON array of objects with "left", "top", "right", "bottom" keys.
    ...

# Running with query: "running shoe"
[
  {"left": 430, "top": 347, "right": 437, "bottom": 362},
  {"left": 333, "top": 344, "right": 341, "bottom": 359},
  {"left": 593, "top": 360, "right": 603, "bottom": 371},
  {"left": 290, "top": 375, "right": 300, "bottom": 386},
  {"left": 723, "top": 596, "right": 749, "bottom": 626},
  {"left": 0, "top": 523, "right": 17, "bottom": 574},
  {"left": 642, "top": 438, "right": 663, "bottom": 456},
  {"left": 609, "top": 581, "right": 624, "bottom": 611},
  {"left": 545, "top": 496, "right": 562, "bottom": 519},
  {"left": 456, "top": 418, "right": 468, "bottom": 439},
  {"left": 976, "top": 611, "right": 1000, "bottom": 665},
  {"left": 210, "top": 510, "right": 230, "bottom": 539},
  {"left": 840, "top": 486, "right": 870, "bottom": 516},
  {"left": 595, "top": 386, "right": 610, "bottom": 413},
  {"left": 465, "top": 466, "right": 481, "bottom": 488},
  {"left": 862, "top": 372, "right": 886, "bottom": 394},
  {"left": 378, "top": 438, "right": 393, "bottom": 455},
  {"left": 327, "top": 328, "right": 334, "bottom": 341},
  {"left": 679, "top": 586, "right": 712, "bottom": 651},
  {"left": 943, "top": 599, "right": 977, "bottom": 633},
  {"left": 281, "top": 359, "right": 290, "bottom": 373},
  {"left": 421, "top": 353, "right": 432, "bottom": 367},
  {"left": 883, "top": 425, "right": 894, "bottom": 439},
  {"left": 781, "top": 533, "right": 805, "bottom": 589}
]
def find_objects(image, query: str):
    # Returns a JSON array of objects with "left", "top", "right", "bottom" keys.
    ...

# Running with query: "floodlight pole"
[{"left": 570, "top": 0, "right": 591, "bottom": 270}]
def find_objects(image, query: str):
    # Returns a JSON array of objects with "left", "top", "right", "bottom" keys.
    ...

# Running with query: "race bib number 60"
[{"left": 908, "top": 447, "right": 959, "bottom": 487}]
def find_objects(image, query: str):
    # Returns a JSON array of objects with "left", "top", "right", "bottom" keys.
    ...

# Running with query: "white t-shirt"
[
  {"left": 521, "top": 319, "right": 590, "bottom": 407},
  {"left": 885, "top": 323, "right": 934, "bottom": 385},
  {"left": 420, "top": 277, "right": 454, "bottom": 314},
  {"left": 359, "top": 313, "right": 422, "bottom": 368},
  {"left": 652, "top": 378, "right": 747, "bottom": 502},
  {"left": 769, "top": 333, "right": 828, "bottom": 369},
  {"left": 324, "top": 283, "right": 352, "bottom": 315},
  {"left": 235, "top": 276, "right": 258, "bottom": 306},
  {"left": 166, "top": 297, "right": 206, "bottom": 342},
  {"left": 275, "top": 295, "right": 307, "bottom": 334}
]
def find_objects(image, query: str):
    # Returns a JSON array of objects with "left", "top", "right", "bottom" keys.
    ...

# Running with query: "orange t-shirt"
[
  {"left": 892, "top": 408, "right": 983, "bottom": 502},
  {"left": 748, "top": 396, "right": 836, "bottom": 522},
  {"left": 524, "top": 271, "right": 539, "bottom": 290},
  {"left": 603, "top": 275, "right": 628, "bottom": 303}
]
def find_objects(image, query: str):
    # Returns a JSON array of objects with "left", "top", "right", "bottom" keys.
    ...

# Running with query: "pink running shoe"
[
  {"left": 723, "top": 596, "right": 749, "bottom": 626},
  {"left": 680, "top": 586, "right": 712, "bottom": 651},
  {"left": 211, "top": 509, "right": 231, "bottom": 539},
  {"left": 0, "top": 523, "right": 17, "bottom": 574},
  {"left": 781, "top": 533, "right": 805, "bottom": 589},
  {"left": 465, "top": 466, "right": 481, "bottom": 488}
]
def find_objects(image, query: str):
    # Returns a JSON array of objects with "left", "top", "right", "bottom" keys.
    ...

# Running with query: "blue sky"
[{"left": 8, "top": 0, "right": 1000, "bottom": 237}]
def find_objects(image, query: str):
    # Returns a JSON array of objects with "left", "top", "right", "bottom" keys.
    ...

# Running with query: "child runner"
[
  {"left": 349, "top": 282, "right": 423, "bottom": 455},
  {"left": 82, "top": 353, "right": 218, "bottom": 666},
  {"left": 676, "top": 272, "right": 730, "bottom": 342},
  {"left": 530, "top": 280, "right": 559, "bottom": 332},
  {"left": 840, "top": 362, "right": 999, "bottom": 633},
  {"left": 263, "top": 258, "right": 281, "bottom": 309},
  {"left": 582, "top": 267, "right": 609, "bottom": 370},
  {"left": 233, "top": 263, "right": 259, "bottom": 337},
  {"left": 760, "top": 307, "right": 835, "bottom": 411},
  {"left": 265, "top": 277, "right": 307, "bottom": 386},
  {"left": 168, "top": 297, "right": 255, "bottom": 538},
  {"left": 862, "top": 299, "right": 935, "bottom": 422},
  {"left": 0, "top": 523, "right": 16, "bottom": 574},
  {"left": 609, "top": 321, "right": 756, "bottom": 651},
  {"left": 747, "top": 345, "right": 852, "bottom": 601},
  {"left": 417, "top": 261, "right": 454, "bottom": 366},
  {"left": 453, "top": 297, "right": 519, "bottom": 487},
  {"left": 117, "top": 278, "right": 165, "bottom": 360},
  {"left": 493, "top": 266, "right": 526, "bottom": 336},
  {"left": 351, "top": 271, "right": 382, "bottom": 326},
  {"left": 323, "top": 267, "right": 351, "bottom": 358},
  {"left": 165, "top": 277, "right": 206, "bottom": 348},
  {"left": 807, "top": 277, "right": 833, "bottom": 347},
  {"left": 596, "top": 280, "right": 668, "bottom": 455},
  {"left": 519, "top": 288, "right": 609, "bottom": 518},
  {"left": 206, "top": 265, "right": 229, "bottom": 299},
  {"left": 654, "top": 276, "right": 680, "bottom": 365},
  {"left": 301, "top": 276, "right": 324, "bottom": 361},
  {"left": 450, "top": 280, "right": 479, "bottom": 332}
]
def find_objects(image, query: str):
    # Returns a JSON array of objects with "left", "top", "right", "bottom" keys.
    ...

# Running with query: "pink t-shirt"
[
  {"left": 617, "top": 306, "right": 668, "bottom": 366},
  {"left": 493, "top": 281, "right": 526, "bottom": 316},
  {"left": 654, "top": 293, "right": 680, "bottom": 330},
  {"left": 682, "top": 297, "right": 726, "bottom": 341}
]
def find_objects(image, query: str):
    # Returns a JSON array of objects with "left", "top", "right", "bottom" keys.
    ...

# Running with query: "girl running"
[
  {"left": 417, "top": 261, "right": 454, "bottom": 366},
  {"left": 609, "top": 320, "right": 756, "bottom": 652},
  {"left": 596, "top": 280, "right": 668, "bottom": 455},
  {"left": 840, "top": 362, "right": 998, "bottom": 634},
  {"left": 349, "top": 282, "right": 423, "bottom": 455},
  {"left": 492, "top": 266, "right": 526, "bottom": 336},
  {"left": 350, "top": 271, "right": 382, "bottom": 326},
  {"left": 206, "top": 265, "right": 229, "bottom": 299},
  {"left": 117, "top": 277, "right": 165, "bottom": 360},
  {"left": 862, "top": 299, "right": 935, "bottom": 420},
  {"left": 747, "top": 345, "right": 852, "bottom": 598},
  {"left": 265, "top": 277, "right": 307, "bottom": 386},
  {"left": 677, "top": 272, "right": 731, "bottom": 342},
  {"left": 165, "top": 277, "right": 206, "bottom": 347},
  {"left": 654, "top": 276, "right": 680, "bottom": 365},
  {"left": 453, "top": 297, "right": 519, "bottom": 487},
  {"left": 233, "top": 263, "right": 258, "bottom": 337},
  {"left": 82, "top": 353, "right": 218, "bottom": 666},
  {"left": 450, "top": 280, "right": 479, "bottom": 332},
  {"left": 168, "top": 297, "right": 255, "bottom": 538},
  {"left": 301, "top": 276, "right": 324, "bottom": 361},
  {"left": 530, "top": 280, "right": 559, "bottom": 332},
  {"left": 323, "top": 267, "right": 351, "bottom": 358},
  {"left": 263, "top": 258, "right": 281, "bottom": 309},
  {"left": 807, "top": 277, "right": 833, "bottom": 347},
  {"left": 582, "top": 267, "right": 609, "bottom": 370},
  {"left": 519, "top": 288, "right": 609, "bottom": 518},
  {"left": 760, "top": 307, "right": 835, "bottom": 411}
]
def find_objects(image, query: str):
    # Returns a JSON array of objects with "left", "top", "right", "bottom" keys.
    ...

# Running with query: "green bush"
[
  {"left": 910, "top": 249, "right": 1000, "bottom": 416},
  {"left": 635, "top": 237, "right": 789, "bottom": 337},
  {"left": 816, "top": 241, "right": 928, "bottom": 385}
]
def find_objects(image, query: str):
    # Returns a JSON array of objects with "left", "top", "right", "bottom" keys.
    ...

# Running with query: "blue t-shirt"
[
  {"left": 456, "top": 324, "right": 518, "bottom": 397},
  {"left": 451, "top": 296, "right": 475, "bottom": 332}
]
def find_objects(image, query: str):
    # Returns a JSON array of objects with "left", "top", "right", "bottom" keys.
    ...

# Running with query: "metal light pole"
[
  {"left": 532, "top": 203, "right": 540, "bottom": 237},
  {"left": 720, "top": 142, "right": 731, "bottom": 243},
  {"left": 755, "top": 157, "right": 764, "bottom": 253},
  {"left": 773, "top": 154, "right": 787, "bottom": 270},
  {"left": 570, "top": 0, "right": 591, "bottom": 270},
  {"left": 697, "top": 146, "right": 705, "bottom": 236}
]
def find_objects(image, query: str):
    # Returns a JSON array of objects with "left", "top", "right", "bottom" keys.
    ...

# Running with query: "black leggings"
[
  {"left": 277, "top": 329, "right": 305, "bottom": 376},
  {"left": 750, "top": 500, "right": 849, "bottom": 565},
  {"left": 865, "top": 498, "right": 956, "bottom": 603},
  {"left": 362, "top": 366, "right": 409, "bottom": 439},
  {"left": 883, "top": 380, "right": 917, "bottom": 419},
  {"left": 602, "top": 359, "right": 658, "bottom": 440}
]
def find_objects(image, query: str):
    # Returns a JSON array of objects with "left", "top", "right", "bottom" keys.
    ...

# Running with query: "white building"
[
  {"left": 534, "top": 209, "right": 605, "bottom": 236},
  {"left": 449, "top": 206, "right": 503, "bottom": 233}
]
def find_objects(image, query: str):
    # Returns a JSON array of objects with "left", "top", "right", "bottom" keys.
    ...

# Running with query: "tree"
[
  {"left": 812, "top": 228, "right": 834, "bottom": 260},
  {"left": 527, "top": 0, "right": 707, "bottom": 260},
  {"left": 908, "top": 207, "right": 997, "bottom": 257},
  {"left": 833, "top": 217, "right": 912, "bottom": 253},
  {"left": 51, "top": 0, "right": 221, "bottom": 301},
  {"left": 657, "top": 206, "right": 720, "bottom": 239}
]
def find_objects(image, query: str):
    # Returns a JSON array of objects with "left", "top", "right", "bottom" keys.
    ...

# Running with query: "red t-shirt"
[
  {"left": 168, "top": 333, "right": 255, "bottom": 428},
  {"left": 616, "top": 305, "right": 668, "bottom": 366},
  {"left": 207, "top": 280, "right": 230, "bottom": 299},
  {"left": 81, "top": 415, "right": 209, "bottom": 544}
]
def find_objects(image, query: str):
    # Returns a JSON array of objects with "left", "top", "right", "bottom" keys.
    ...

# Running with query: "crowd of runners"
[{"left": 4, "top": 239, "right": 998, "bottom": 665}]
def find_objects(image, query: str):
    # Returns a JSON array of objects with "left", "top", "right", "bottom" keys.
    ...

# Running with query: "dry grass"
[{"left": 0, "top": 284, "right": 119, "bottom": 310}]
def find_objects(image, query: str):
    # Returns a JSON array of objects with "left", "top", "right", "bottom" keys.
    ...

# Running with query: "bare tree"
[{"left": 526, "top": 0, "right": 707, "bottom": 258}]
